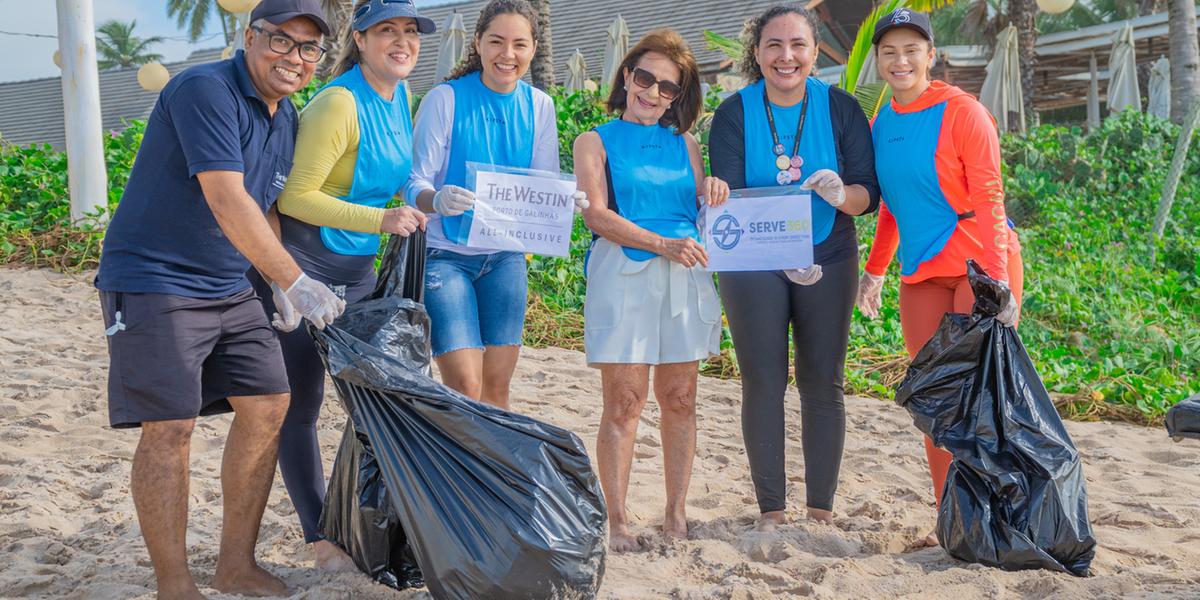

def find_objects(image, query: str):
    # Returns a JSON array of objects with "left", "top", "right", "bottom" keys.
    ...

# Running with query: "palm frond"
[
  {"left": 703, "top": 30, "right": 744, "bottom": 62},
  {"left": 841, "top": 0, "right": 906, "bottom": 94},
  {"left": 854, "top": 81, "right": 894, "bottom": 119}
]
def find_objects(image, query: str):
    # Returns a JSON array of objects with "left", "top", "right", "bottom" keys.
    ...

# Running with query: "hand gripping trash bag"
[
  {"left": 894, "top": 261, "right": 1096, "bottom": 576},
  {"left": 1166, "top": 395, "right": 1200, "bottom": 441},
  {"left": 315, "top": 232, "right": 608, "bottom": 599}
]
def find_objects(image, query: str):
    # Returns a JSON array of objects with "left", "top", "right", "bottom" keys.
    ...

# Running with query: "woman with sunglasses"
[
  {"left": 574, "top": 29, "right": 729, "bottom": 552},
  {"left": 708, "top": 3, "right": 880, "bottom": 531},
  {"left": 248, "top": 0, "right": 434, "bottom": 569},
  {"left": 858, "top": 9, "right": 1023, "bottom": 547},
  {"left": 402, "top": 0, "right": 586, "bottom": 410}
]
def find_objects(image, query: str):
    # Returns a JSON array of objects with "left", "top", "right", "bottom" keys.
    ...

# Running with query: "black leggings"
[
  {"left": 717, "top": 255, "right": 857, "bottom": 513},
  {"left": 249, "top": 262, "right": 375, "bottom": 543}
]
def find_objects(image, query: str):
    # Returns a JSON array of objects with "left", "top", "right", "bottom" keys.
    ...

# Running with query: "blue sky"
[{"left": 0, "top": 0, "right": 456, "bottom": 83}]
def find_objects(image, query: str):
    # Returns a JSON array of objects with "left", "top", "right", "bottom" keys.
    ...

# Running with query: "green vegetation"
[{"left": 0, "top": 94, "right": 1194, "bottom": 421}]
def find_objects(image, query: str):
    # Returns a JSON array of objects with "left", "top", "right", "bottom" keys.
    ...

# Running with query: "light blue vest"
[
  {"left": 872, "top": 101, "right": 958, "bottom": 276},
  {"left": 440, "top": 72, "right": 536, "bottom": 245},
  {"left": 595, "top": 119, "right": 698, "bottom": 261},
  {"left": 738, "top": 77, "right": 839, "bottom": 246},
  {"left": 315, "top": 65, "right": 414, "bottom": 256}
]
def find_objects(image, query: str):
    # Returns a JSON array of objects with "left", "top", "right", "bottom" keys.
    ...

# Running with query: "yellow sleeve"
[{"left": 276, "top": 87, "right": 386, "bottom": 233}]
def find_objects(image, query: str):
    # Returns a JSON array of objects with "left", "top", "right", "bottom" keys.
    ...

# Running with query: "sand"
[{"left": 1, "top": 266, "right": 1198, "bottom": 600}]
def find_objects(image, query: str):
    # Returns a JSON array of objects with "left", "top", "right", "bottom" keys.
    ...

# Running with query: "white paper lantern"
[
  {"left": 53, "top": 50, "right": 62, "bottom": 68},
  {"left": 1036, "top": 0, "right": 1075, "bottom": 14},
  {"left": 218, "top": 0, "right": 260, "bottom": 13},
  {"left": 138, "top": 62, "right": 170, "bottom": 92}
]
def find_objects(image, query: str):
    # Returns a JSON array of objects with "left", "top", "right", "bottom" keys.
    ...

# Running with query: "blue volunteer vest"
[
  {"left": 595, "top": 119, "right": 698, "bottom": 261},
  {"left": 871, "top": 101, "right": 959, "bottom": 276},
  {"left": 315, "top": 64, "right": 414, "bottom": 256},
  {"left": 738, "top": 77, "right": 839, "bottom": 246},
  {"left": 440, "top": 72, "right": 536, "bottom": 244}
]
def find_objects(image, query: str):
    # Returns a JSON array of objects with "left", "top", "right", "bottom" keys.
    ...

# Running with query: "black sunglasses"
[
  {"left": 251, "top": 24, "right": 327, "bottom": 64},
  {"left": 629, "top": 67, "right": 682, "bottom": 101}
]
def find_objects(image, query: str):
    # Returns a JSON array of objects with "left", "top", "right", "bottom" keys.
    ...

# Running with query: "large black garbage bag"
[
  {"left": 1166, "top": 395, "right": 1200, "bottom": 441},
  {"left": 316, "top": 231, "right": 608, "bottom": 599},
  {"left": 894, "top": 260, "right": 1096, "bottom": 576}
]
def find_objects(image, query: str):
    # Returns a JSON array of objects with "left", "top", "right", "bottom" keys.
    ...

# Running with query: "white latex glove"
[
  {"left": 857, "top": 272, "right": 885, "bottom": 319},
  {"left": 785, "top": 264, "right": 823, "bottom": 285},
  {"left": 995, "top": 281, "right": 1019, "bottom": 326},
  {"left": 799, "top": 169, "right": 846, "bottom": 208},
  {"left": 573, "top": 190, "right": 590, "bottom": 213},
  {"left": 269, "top": 281, "right": 302, "bottom": 332},
  {"left": 432, "top": 184, "right": 475, "bottom": 217},
  {"left": 284, "top": 273, "right": 346, "bottom": 330}
]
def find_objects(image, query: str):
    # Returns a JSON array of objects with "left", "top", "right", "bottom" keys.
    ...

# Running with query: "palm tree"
[
  {"left": 1167, "top": 0, "right": 1200, "bottom": 123},
  {"left": 529, "top": 0, "right": 555, "bottom": 89},
  {"left": 96, "top": 20, "right": 165, "bottom": 70},
  {"left": 166, "top": 0, "right": 237, "bottom": 45}
]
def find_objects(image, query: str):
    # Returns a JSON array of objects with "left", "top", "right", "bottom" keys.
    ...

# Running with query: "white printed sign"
[
  {"left": 703, "top": 189, "right": 813, "bottom": 272},
  {"left": 466, "top": 170, "right": 577, "bottom": 257}
]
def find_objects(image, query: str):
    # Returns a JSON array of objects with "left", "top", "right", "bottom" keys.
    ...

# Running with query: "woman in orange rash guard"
[{"left": 857, "top": 8, "right": 1024, "bottom": 547}]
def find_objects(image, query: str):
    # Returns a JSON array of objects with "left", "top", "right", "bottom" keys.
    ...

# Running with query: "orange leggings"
[{"left": 898, "top": 252, "right": 1024, "bottom": 505}]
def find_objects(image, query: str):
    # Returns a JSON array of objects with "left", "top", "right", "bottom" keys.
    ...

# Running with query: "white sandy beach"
[{"left": 1, "top": 266, "right": 1198, "bottom": 599}]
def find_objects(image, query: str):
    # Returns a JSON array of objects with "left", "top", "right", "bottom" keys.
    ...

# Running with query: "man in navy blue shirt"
[{"left": 94, "top": 1, "right": 338, "bottom": 596}]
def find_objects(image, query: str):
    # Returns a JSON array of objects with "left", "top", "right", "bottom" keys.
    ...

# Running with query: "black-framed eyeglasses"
[
  {"left": 630, "top": 67, "right": 682, "bottom": 101},
  {"left": 251, "top": 24, "right": 327, "bottom": 63}
]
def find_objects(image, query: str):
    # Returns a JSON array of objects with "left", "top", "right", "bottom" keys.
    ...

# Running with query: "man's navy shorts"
[{"left": 99, "top": 288, "right": 290, "bottom": 428}]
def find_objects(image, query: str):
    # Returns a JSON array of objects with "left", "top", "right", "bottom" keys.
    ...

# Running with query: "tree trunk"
[
  {"left": 1168, "top": 0, "right": 1200, "bottom": 124},
  {"left": 1008, "top": 0, "right": 1037, "bottom": 130},
  {"left": 529, "top": 0, "right": 555, "bottom": 89}
]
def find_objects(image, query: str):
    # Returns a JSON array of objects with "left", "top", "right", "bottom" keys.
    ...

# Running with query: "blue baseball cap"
[
  {"left": 352, "top": 0, "right": 437, "bottom": 34},
  {"left": 250, "top": 0, "right": 332, "bottom": 36}
]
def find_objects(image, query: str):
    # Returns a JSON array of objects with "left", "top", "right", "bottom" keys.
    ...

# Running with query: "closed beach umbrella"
[
  {"left": 1107, "top": 23, "right": 1141, "bottom": 114},
  {"left": 979, "top": 24, "right": 1024, "bottom": 132},
  {"left": 434, "top": 12, "right": 467, "bottom": 83},
  {"left": 601, "top": 15, "right": 629, "bottom": 88},
  {"left": 1087, "top": 52, "right": 1101, "bottom": 131},
  {"left": 566, "top": 49, "right": 588, "bottom": 92},
  {"left": 1148, "top": 56, "right": 1171, "bottom": 120}
]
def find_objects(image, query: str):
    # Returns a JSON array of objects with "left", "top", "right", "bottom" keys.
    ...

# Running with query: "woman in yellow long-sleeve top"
[{"left": 246, "top": 0, "right": 433, "bottom": 570}]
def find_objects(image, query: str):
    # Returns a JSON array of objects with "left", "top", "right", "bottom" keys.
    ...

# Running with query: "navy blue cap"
[
  {"left": 352, "top": 0, "right": 437, "bottom": 34},
  {"left": 250, "top": 0, "right": 332, "bottom": 36},
  {"left": 872, "top": 8, "right": 934, "bottom": 45}
]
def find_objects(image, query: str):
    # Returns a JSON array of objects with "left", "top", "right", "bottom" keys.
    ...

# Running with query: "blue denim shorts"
[{"left": 424, "top": 248, "right": 528, "bottom": 357}]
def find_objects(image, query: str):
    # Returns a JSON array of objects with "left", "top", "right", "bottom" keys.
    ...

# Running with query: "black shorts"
[{"left": 100, "top": 288, "right": 290, "bottom": 429}]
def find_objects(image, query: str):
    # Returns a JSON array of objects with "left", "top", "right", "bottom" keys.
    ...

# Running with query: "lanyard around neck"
[{"left": 762, "top": 87, "right": 809, "bottom": 159}]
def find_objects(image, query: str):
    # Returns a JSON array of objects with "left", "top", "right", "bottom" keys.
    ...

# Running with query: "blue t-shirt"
[{"left": 95, "top": 51, "right": 298, "bottom": 298}]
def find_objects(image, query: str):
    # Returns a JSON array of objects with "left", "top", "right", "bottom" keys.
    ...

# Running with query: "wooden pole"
[{"left": 55, "top": 0, "right": 108, "bottom": 223}]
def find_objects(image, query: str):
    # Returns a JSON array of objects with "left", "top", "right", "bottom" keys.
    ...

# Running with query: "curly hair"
[
  {"left": 737, "top": 3, "right": 822, "bottom": 83},
  {"left": 605, "top": 29, "right": 703, "bottom": 133},
  {"left": 446, "top": 0, "right": 538, "bottom": 81}
]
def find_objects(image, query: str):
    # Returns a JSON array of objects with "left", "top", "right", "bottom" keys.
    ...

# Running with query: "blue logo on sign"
[{"left": 711, "top": 213, "right": 743, "bottom": 250}]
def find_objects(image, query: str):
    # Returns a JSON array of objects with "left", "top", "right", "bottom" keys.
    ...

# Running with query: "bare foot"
[
  {"left": 919, "top": 528, "right": 940, "bottom": 548},
  {"left": 755, "top": 510, "right": 787, "bottom": 532},
  {"left": 155, "top": 581, "right": 207, "bottom": 600},
  {"left": 609, "top": 524, "right": 642, "bottom": 553},
  {"left": 211, "top": 564, "right": 289, "bottom": 597},
  {"left": 314, "top": 540, "right": 357, "bottom": 572},
  {"left": 806, "top": 507, "right": 834, "bottom": 524},
  {"left": 662, "top": 509, "right": 688, "bottom": 541}
]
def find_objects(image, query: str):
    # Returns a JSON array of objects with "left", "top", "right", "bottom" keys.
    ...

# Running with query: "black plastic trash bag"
[
  {"left": 315, "top": 231, "right": 607, "bottom": 599},
  {"left": 894, "top": 260, "right": 1096, "bottom": 577},
  {"left": 1166, "top": 395, "right": 1200, "bottom": 441}
]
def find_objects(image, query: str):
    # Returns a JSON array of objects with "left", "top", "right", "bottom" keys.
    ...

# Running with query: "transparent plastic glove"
[
  {"left": 284, "top": 273, "right": 345, "bottom": 330},
  {"left": 857, "top": 272, "right": 885, "bottom": 319},
  {"left": 995, "top": 281, "right": 1019, "bottom": 326},
  {"left": 785, "top": 264, "right": 823, "bottom": 285},
  {"left": 573, "top": 190, "right": 589, "bottom": 213},
  {"left": 269, "top": 280, "right": 302, "bottom": 332},
  {"left": 799, "top": 169, "right": 846, "bottom": 208},
  {"left": 432, "top": 184, "right": 475, "bottom": 217}
]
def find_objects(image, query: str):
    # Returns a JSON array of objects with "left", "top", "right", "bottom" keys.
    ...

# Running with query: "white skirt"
[{"left": 584, "top": 238, "right": 721, "bottom": 366}]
